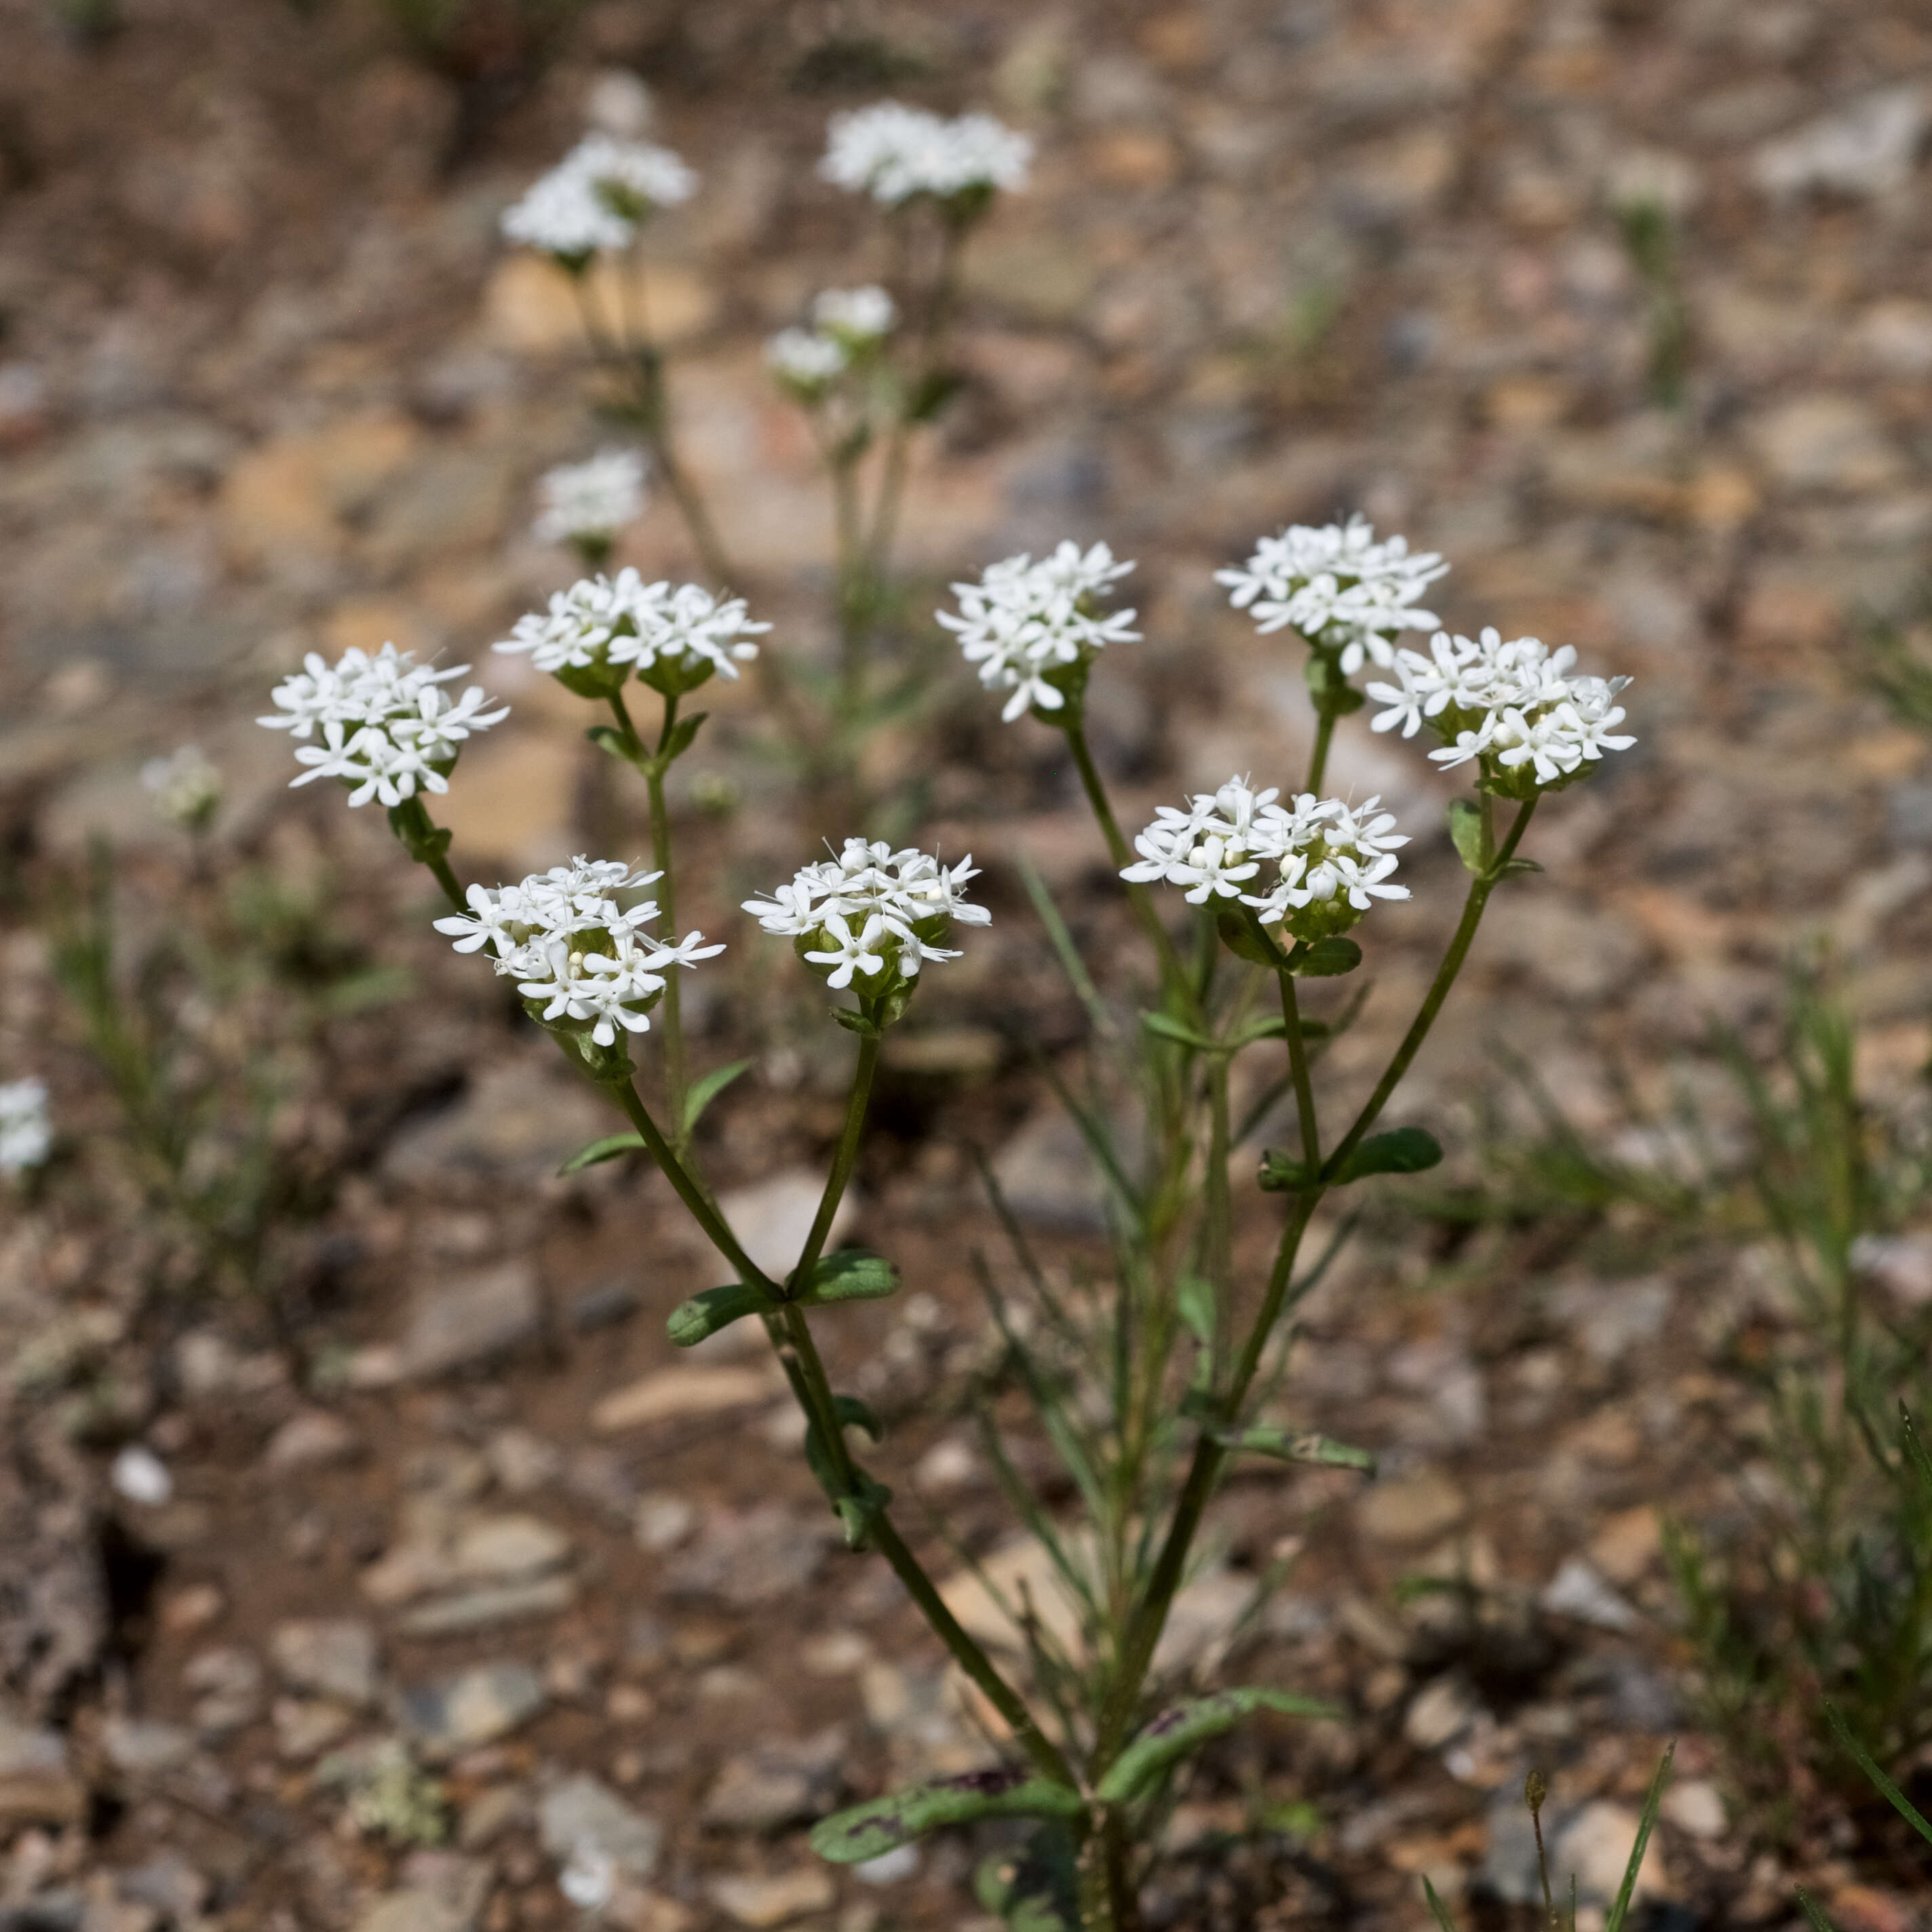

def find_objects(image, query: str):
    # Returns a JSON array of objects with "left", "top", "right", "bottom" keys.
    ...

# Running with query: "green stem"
[
  {"left": 790, "top": 1022, "right": 880, "bottom": 1293},
  {"left": 1307, "top": 706, "right": 1338, "bottom": 795},
  {"left": 1276, "top": 964, "right": 1321, "bottom": 1173},
  {"left": 386, "top": 797, "right": 467, "bottom": 913}
]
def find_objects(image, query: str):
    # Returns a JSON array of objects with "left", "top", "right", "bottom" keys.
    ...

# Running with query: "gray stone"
[
  {"left": 382, "top": 1060, "right": 608, "bottom": 1186},
  {"left": 352, "top": 1891, "right": 472, "bottom": 1932},
  {"left": 988, "top": 1108, "right": 1118, "bottom": 1233},
  {"left": 706, "top": 1868, "right": 836, "bottom": 1927},
  {"left": 270, "top": 1619, "right": 381, "bottom": 1707},
  {"left": 449, "top": 1513, "right": 571, "bottom": 1583},
  {"left": 664, "top": 1505, "right": 838, "bottom": 1610},
  {"left": 1541, "top": 1558, "right": 1640, "bottom": 1633},
  {"left": 1551, "top": 1800, "right": 1668, "bottom": 1906},
  {"left": 483, "top": 1427, "right": 562, "bottom": 1494},
  {"left": 537, "top": 1773, "right": 662, "bottom": 1880},
  {"left": 399, "top": 1662, "right": 545, "bottom": 1750},
  {"left": 1403, "top": 1676, "right": 1479, "bottom": 1752},
  {"left": 1754, "top": 85, "right": 1929, "bottom": 200},
  {"left": 395, "top": 1575, "right": 577, "bottom": 1638},
  {"left": 1747, "top": 393, "right": 1905, "bottom": 494},
  {"left": 399, "top": 1264, "right": 543, "bottom": 1380},
  {"left": 115, "top": 1855, "right": 208, "bottom": 1924},
  {"left": 568, "top": 1279, "right": 640, "bottom": 1332},
  {"left": 0, "top": 1718, "right": 83, "bottom": 1825},
  {"left": 100, "top": 1717, "right": 197, "bottom": 1777},
  {"left": 182, "top": 1646, "right": 263, "bottom": 1735},
  {"left": 272, "top": 1697, "right": 353, "bottom": 1760},
  {"left": 700, "top": 1725, "right": 845, "bottom": 1832},
  {"left": 715, "top": 1169, "right": 857, "bottom": 1281},
  {"left": 264, "top": 1409, "right": 363, "bottom": 1474}
]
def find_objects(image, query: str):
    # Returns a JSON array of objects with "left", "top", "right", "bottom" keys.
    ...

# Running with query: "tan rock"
[
  {"left": 1748, "top": 393, "right": 1906, "bottom": 494},
  {"left": 704, "top": 1868, "right": 834, "bottom": 1929},
  {"left": 1587, "top": 1505, "right": 1662, "bottom": 1586},
  {"left": 591, "top": 1365, "right": 773, "bottom": 1434},
  {"left": 482, "top": 254, "right": 716, "bottom": 355},
  {"left": 432, "top": 729, "right": 582, "bottom": 872},
  {"left": 1358, "top": 1468, "right": 1466, "bottom": 1546},
  {"left": 217, "top": 411, "right": 419, "bottom": 568}
]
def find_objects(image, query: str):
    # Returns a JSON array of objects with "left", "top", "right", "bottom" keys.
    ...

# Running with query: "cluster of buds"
[
  {"left": 434, "top": 859, "right": 720, "bottom": 1054},
  {"left": 0, "top": 1077, "right": 50, "bottom": 1177},
  {"left": 494, "top": 572, "right": 769, "bottom": 701},
  {"left": 938, "top": 542, "right": 1139, "bottom": 722},
  {"left": 533, "top": 448, "right": 649, "bottom": 561},
  {"left": 501, "top": 134, "right": 696, "bottom": 267},
  {"left": 1368, "top": 628, "right": 1636, "bottom": 796},
  {"left": 820, "top": 102, "right": 1031, "bottom": 214},
  {"left": 1217, "top": 516, "right": 1448, "bottom": 676},
  {"left": 1125, "top": 779, "right": 1410, "bottom": 943},
  {"left": 140, "top": 743, "right": 223, "bottom": 833},
  {"left": 743, "top": 841, "right": 989, "bottom": 1006},
  {"left": 766, "top": 286, "right": 897, "bottom": 404},
  {"left": 259, "top": 644, "right": 508, "bottom": 809}
]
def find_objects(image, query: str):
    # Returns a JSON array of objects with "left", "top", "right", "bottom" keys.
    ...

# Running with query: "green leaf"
[
  {"left": 1175, "top": 1276, "right": 1216, "bottom": 1349},
  {"left": 1096, "top": 1688, "right": 1337, "bottom": 1803},
  {"left": 1794, "top": 1889, "right": 1840, "bottom": 1932},
  {"left": 666, "top": 1281, "right": 772, "bottom": 1347},
  {"left": 661, "top": 710, "right": 708, "bottom": 762},
  {"left": 1824, "top": 1703, "right": 1932, "bottom": 1850},
  {"left": 1211, "top": 1424, "right": 1374, "bottom": 1471},
  {"left": 1215, "top": 908, "right": 1278, "bottom": 967},
  {"left": 1448, "top": 798, "right": 1486, "bottom": 874},
  {"left": 1292, "top": 936, "right": 1362, "bottom": 977},
  {"left": 906, "top": 367, "right": 965, "bottom": 424},
  {"left": 584, "top": 723, "right": 634, "bottom": 762},
  {"left": 798, "top": 1250, "right": 899, "bottom": 1305},
  {"left": 1496, "top": 856, "right": 1543, "bottom": 877},
  {"left": 1328, "top": 1127, "right": 1443, "bottom": 1183},
  {"left": 557, "top": 1132, "right": 648, "bottom": 1176},
  {"left": 681, "top": 1057, "right": 754, "bottom": 1135},
  {"left": 1604, "top": 1743, "right": 1674, "bottom": 1932},
  {"left": 834, "top": 1007, "right": 881, "bottom": 1037},
  {"left": 810, "top": 1771, "right": 1083, "bottom": 1863},
  {"left": 1140, "top": 1010, "right": 1214, "bottom": 1051},
  {"left": 833, "top": 1475, "right": 893, "bottom": 1550},
  {"left": 1257, "top": 1148, "right": 1313, "bottom": 1193},
  {"left": 1422, "top": 1875, "right": 1463, "bottom": 1932},
  {"left": 834, "top": 1393, "right": 883, "bottom": 1441},
  {"left": 1303, "top": 654, "right": 1366, "bottom": 714}
]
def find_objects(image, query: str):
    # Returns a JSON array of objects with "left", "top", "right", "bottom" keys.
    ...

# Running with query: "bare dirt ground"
[{"left": 5, "top": 1, "right": 1932, "bottom": 1927}]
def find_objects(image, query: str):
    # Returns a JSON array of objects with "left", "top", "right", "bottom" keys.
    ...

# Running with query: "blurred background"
[{"left": 3, "top": 1, "right": 1932, "bottom": 1929}]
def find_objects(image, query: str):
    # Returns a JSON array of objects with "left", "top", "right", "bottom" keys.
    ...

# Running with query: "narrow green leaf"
[
  {"left": 1140, "top": 1010, "right": 1214, "bottom": 1050},
  {"left": 1794, "top": 1889, "right": 1840, "bottom": 1932},
  {"left": 1096, "top": 1688, "right": 1337, "bottom": 1803},
  {"left": 1496, "top": 856, "right": 1543, "bottom": 877},
  {"left": 666, "top": 1281, "right": 772, "bottom": 1347},
  {"left": 584, "top": 723, "right": 633, "bottom": 762},
  {"left": 1212, "top": 1424, "right": 1374, "bottom": 1471},
  {"left": 1292, "top": 936, "right": 1362, "bottom": 978},
  {"left": 1328, "top": 1127, "right": 1444, "bottom": 1183},
  {"left": 906, "top": 367, "right": 965, "bottom": 424},
  {"left": 1016, "top": 853, "right": 1113, "bottom": 1041},
  {"left": 1215, "top": 908, "right": 1278, "bottom": 966},
  {"left": 681, "top": 1056, "right": 754, "bottom": 1135},
  {"left": 810, "top": 1772, "right": 1083, "bottom": 1863},
  {"left": 834, "top": 1393, "right": 883, "bottom": 1441},
  {"left": 1258, "top": 1148, "right": 1313, "bottom": 1193},
  {"left": 1602, "top": 1743, "right": 1674, "bottom": 1932},
  {"left": 1825, "top": 1703, "right": 1932, "bottom": 1849},
  {"left": 833, "top": 1475, "right": 892, "bottom": 1550},
  {"left": 833, "top": 1008, "right": 881, "bottom": 1037},
  {"left": 799, "top": 1249, "right": 899, "bottom": 1305},
  {"left": 661, "top": 710, "right": 708, "bottom": 761},
  {"left": 1422, "top": 1875, "right": 1463, "bottom": 1932},
  {"left": 1900, "top": 1404, "right": 1932, "bottom": 1493},
  {"left": 558, "top": 1132, "right": 648, "bottom": 1176},
  {"left": 1447, "top": 798, "right": 1486, "bottom": 874},
  {"left": 1175, "top": 1277, "right": 1216, "bottom": 1349}
]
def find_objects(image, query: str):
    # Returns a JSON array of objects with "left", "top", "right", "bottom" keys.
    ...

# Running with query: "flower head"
[
  {"left": 141, "top": 744, "right": 223, "bottom": 832},
  {"left": 434, "top": 857, "right": 721, "bottom": 1052},
  {"left": 534, "top": 449, "right": 648, "bottom": 554},
  {"left": 812, "top": 284, "right": 896, "bottom": 343},
  {"left": 1365, "top": 627, "right": 1636, "bottom": 797},
  {"left": 765, "top": 326, "right": 849, "bottom": 400},
  {"left": 938, "top": 541, "right": 1139, "bottom": 722},
  {"left": 501, "top": 134, "right": 696, "bottom": 263},
  {"left": 1217, "top": 516, "right": 1448, "bottom": 674},
  {"left": 259, "top": 644, "right": 508, "bottom": 809},
  {"left": 0, "top": 1077, "right": 50, "bottom": 1176},
  {"left": 744, "top": 840, "right": 989, "bottom": 1005},
  {"left": 821, "top": 101, "right": 1032, "bottom": 209},
  {"left": 1124, "top": 777, "right": 1410, "bottom": 942}
]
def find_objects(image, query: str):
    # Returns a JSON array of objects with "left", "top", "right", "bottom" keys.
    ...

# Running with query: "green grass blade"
[
  {"left": 1017, "top": 851, "right": 1115, "bottom": 1040},
  {"left": 1603, "top": 1743, "right": 1674, "bottom": 1932},
  {"left": 1793, "top": 1888, "right": 1840, "bottom": 1932},
  {"left": 1421, "top": 1876, "right": 1461, "bottom": 1932},
  {"left": 1825, "top": 1702, "right": 1932, "bottom": 1849}
]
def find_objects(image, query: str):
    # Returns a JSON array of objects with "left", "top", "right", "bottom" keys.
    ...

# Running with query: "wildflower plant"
[{"left": 260, "top": 397, "right": 1636, "bottom": 1916}]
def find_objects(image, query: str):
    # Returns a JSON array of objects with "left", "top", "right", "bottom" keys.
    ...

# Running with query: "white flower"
[
  {"left": 1217, "top": 516, "right": 1448, "bottom": 674},
  {"left": 812, "top": 284, "right": 896, "bottom": 341},
  {"left": 141, "top": 744, "right": 223, "bottom": 830},
  {"left": 1366, "top": 627, "right": 1635, "bottom": 796},
  {"left": 821, "top": 101, "right": 1032, "bottom": 206},
  {"left": 606, "top": 580, "right": 769, "bottom": 688},
  {"left": 534, "top": 449, "right": 648, "bottom": 547},
  {"left": 745, "top": 840, "right": 988, "bottom": 993},
  {"left": 1124, "top": 777, "right": 1409, "bottom": 940},
  {"left": 501, "top": 134, "right": 695, "bottom": 259},
  {"left": 110, "top": 1444, "right": 172, "bottom": 1507},
  {"left": 765, "top": 326, "right": 849, "bottom": 394},
  {"left": 435, "top": 857, "right": 721, "bottom": 1049},
  {"left": 0, "top": 1077, "right": 50, "bottom": 1175},
  {"left": 938, "top": 541, "right": 1139, "bottom": 722},
  {"left": 558, "top": 1838, "right": 615, "bottom": 1913},
  {"left": 260, "top": 644, "right": 507, "bottom": 809}
]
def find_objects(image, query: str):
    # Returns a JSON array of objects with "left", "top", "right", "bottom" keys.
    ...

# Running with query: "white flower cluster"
[
  {"left": 0, "top": 1077, "right": 50, "bottom": 1176},
  {"left": 259, "top": 644, "right": 509, "bottom": 809},
  {"left": 766, "top": 286, "right": 897, "bottom": 400},
  {"left": 821, "top": 101, "right": 1032, "bottom": 206},
  {"left": 435, "top": 857, "right": 721, "bottom": 1049},
  {"left": 1366, "top": 628, "right": 1636, "bottom": 795},
  {"left": 501, "top": 133, "right": 697, "bottom": 260},
  {"left": 1123, "top": 778, "right": 1409, "bottom": 940},
  {"left": 743, "top": 841, "right": 990, "bottom": 992},
  {"left": 141, "top": 743, "right": 223, "bottom": 830},
  {"left": 495, "top": 571, "right": 768, "bottom": 697},
  {"left": 1217, "top": 516, "right": 1448, "bottom": 674},
  {"left": 938, "top": 542, "right": 1140, "bottom": 722},
  {"left": 534, "top": 448, "right": 648, "bottom": 548}
]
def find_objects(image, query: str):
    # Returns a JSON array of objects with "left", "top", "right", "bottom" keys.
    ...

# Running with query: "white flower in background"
[
  {"left": 110, "top": 1444, "right": 173, "bottom": 1507},
  {"left": 501, "top": 133, "right": 695, "bottom": 261},
  {"left": 744, "top": 840, "right": 989, "bottom": 994},
  {"left": 1366, "top": 627, "right": 1635, "bottom": 796},
  {"left": 812, "top": 284, "right": 896, "bottom": 342},
  {"left": 1217, "top": 516, "right": 1448, "bottom": 674},
  {"left": 821, "top": 101, "right": 1032, "bottom": 207},
  {"left": 496, "top": 572, "right": 767, "bottom": 697},
  {"left": 534, "top": 449, "right": 648, "bottom": 549},
  {"left": 938, "top": 541, "right": 1139, "bottom": 722},
  {"left": 558, "top": 1838, "right": 616, "bottom": 1913},
  {"left": 0, "top": 1078, "right": 51, "bottom": 1176},
  {"left": 140, "top": 743, "right": 223, "bottom": 831},
  {"left": 765, "top": 326, "right": 849, "bottom": 398},
  {"left": 435, "top": 857, "right": 721, "bottom": 1049},
  {"left": 258, "top": 644, "right": 509, "bottom": 809},
  {"left": 1124, "top": 777, "right": 1409, "bottom": 941}
]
